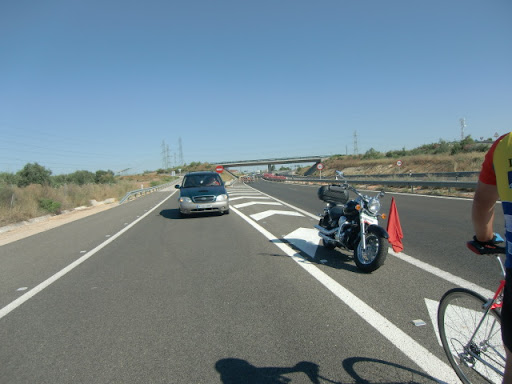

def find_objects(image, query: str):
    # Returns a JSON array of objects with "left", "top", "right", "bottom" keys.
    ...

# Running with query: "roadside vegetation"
[
  {"left": 0, "top": 135, "right": 493, "bottom": 227},
  {"left": 295, "top": 136, "right": 490, "bottom": 177},
  {"left": 0, "top": 164, "right": 176, "bottom": 227}
]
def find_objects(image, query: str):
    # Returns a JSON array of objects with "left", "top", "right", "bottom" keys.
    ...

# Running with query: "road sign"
[
  {"left": 317, "top": 163, "right": 324, "bottom": 170},
  {"left": 397, "top": 160, "right": 402, "bottom": 167},
  {"left": 215, "top": 165, "right": 224, "bottom": 173}
]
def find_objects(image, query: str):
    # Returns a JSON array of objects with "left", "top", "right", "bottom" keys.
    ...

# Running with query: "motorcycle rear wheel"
[{"left": 354, "top": 233, "right": 387, "bottom": 273}]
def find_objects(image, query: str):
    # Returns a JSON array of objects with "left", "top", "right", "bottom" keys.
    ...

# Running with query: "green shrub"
[
  {"left": 17, "top": 163, "right": 52, "bottom": 187},
  {"left": 39, "top": 198, "right": 62, "bottom": 214},
  {"left": 67, "top": 170, "right": 95, "bottom": 185},
  {"left": 362, "top": 148, "right": 383, "bottom": 159},
  {"left": 95, "top": 170, "right": 115, "bottom": 184}
]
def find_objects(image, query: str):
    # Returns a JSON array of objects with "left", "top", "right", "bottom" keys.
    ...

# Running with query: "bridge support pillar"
[{"left": 304, "top": 163, "right": 319, "bottom": 176}]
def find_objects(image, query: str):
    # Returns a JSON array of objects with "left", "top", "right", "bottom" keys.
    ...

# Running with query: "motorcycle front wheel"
[{"left": 354, "top": 233, "right": 387, "bottom": 273}]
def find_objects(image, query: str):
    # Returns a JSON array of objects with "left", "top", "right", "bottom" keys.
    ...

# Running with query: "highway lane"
[
  {"left": 0, "top": 191, "right": 178, "bottom": 311},
  {"left": 0, "top": 180, "right": 502, "bottom": 383},
  {"left": 250, "top": 178, "right": 504, "bottom": 291}
]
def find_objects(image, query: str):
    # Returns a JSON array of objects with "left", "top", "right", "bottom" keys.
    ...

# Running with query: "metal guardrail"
[
  {"left": 119, "top": 182, "right": 175, "bottom": 204},
  {"left": 276, "top": 173, "right": 479, "bottom": 193},
  {"left": 340, "top": 171, "right": 480, "bottom": 180}
]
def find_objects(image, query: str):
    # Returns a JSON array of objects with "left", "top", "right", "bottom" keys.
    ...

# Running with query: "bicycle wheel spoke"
[{"left": 438, "top": 288, "right": 505, "bottom": 383}]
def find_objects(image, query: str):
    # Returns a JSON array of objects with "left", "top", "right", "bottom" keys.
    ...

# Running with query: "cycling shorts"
[{"left": 503, "top": 269, "right": 512, "bottom": 351}]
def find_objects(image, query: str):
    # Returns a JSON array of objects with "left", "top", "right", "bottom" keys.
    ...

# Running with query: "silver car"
[{"left": 175, "top": 171, "right": 229, "bottom": 216}]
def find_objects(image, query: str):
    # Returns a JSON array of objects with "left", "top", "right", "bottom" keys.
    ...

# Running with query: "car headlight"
[
  {"left": 367, "top": 198, "right": 380, "bottom": 215},
  {"left": 179, "top": 197, "right": 192, "bottom": 203},
  {"left": 216, "top": 194, "right": 228, "bottom": 202}
]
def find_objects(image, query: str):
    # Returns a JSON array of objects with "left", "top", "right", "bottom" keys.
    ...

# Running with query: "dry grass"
[
  {"left": 0, "top": 154, "right": 485, "bottom": 227},
  {"left": 0, "top": 179, "right": 166, "bottom": 227},
  {"left": 312, "top": 152, "right": 485, "bottom": 177}
]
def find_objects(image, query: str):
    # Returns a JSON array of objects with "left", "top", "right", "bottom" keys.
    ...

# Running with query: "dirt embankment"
[{"left": 308, "top": 153, "right": 485, "bottom": 178}]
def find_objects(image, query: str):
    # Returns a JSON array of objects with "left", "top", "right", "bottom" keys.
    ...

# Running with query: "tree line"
[
  {"left": 358, "top": 136, "right": 491, "bottom": 160},
  {"left": 0, "top": 163, "right": 116, "bottom": 188}
]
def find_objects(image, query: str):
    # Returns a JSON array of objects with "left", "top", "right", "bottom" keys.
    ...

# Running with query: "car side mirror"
[{"left": 175, "top": 185, "right": 181, "bottom": 189}]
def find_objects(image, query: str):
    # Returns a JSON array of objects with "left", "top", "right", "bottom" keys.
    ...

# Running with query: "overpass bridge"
[{"left": 215, "top": 156, "right": 326, "bottom": 173}]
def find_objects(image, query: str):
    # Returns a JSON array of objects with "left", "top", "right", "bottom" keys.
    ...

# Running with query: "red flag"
[{"left": 386, "top": 197, "right": 404, "bottom": 253}]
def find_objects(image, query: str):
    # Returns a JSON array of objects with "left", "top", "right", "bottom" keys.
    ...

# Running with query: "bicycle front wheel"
[{"left": 438, "top": 288, "right": 505, "bottom": 383}]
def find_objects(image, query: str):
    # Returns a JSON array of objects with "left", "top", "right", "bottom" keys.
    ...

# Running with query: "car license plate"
[{"left": 197, "top": 204, "right": 212, "bottom": 209}]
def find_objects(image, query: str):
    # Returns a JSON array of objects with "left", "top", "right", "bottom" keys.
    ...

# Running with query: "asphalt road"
[{"left": 0, "top": 179, "right": 506, "bottom": 383}]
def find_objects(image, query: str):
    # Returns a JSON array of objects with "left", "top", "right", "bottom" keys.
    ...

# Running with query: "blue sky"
[{"left": 1, "top": 0, "right": 511, "bottom": 175}]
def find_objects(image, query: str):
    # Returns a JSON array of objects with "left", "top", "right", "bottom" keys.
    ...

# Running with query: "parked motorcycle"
[{"left": 315, "top": 171, "right": 389, "bottom": 273}]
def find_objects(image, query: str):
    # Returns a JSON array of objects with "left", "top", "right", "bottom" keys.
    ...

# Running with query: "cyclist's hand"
[{"left": 467, "top": 235, "right": 506, "bottom": 255}]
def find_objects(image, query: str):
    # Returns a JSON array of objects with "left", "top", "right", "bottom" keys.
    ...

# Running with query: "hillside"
[{"left": 303, "top": 152, "right": 486, "bottom": 178}]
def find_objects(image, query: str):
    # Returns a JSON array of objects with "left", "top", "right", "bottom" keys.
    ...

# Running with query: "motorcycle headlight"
[
  {"left": 216, "top": 194, "right": 228, "bottom": 202},
  {"left": 367, "top": 198, "right": 381, "bottom": 215}
]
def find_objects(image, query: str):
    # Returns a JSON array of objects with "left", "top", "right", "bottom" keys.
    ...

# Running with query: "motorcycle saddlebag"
[{"left": 317, "top": 185, "right": 349, "bottom": 204}]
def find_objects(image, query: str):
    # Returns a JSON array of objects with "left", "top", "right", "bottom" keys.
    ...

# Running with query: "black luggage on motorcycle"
[{"left": 317, "top": 185, "right": 349, "bottom": 204}]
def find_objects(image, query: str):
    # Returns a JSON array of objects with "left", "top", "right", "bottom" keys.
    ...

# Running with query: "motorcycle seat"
[{"left": 329, "top": 206, "right": 345, "bottom": 221}]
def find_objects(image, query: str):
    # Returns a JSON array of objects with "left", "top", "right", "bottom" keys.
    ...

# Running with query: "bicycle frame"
[
  {"left": 461, "top": 257, "right": 506, "bottom": 378},
  {"left": 490, "top": 279, "right": 506, "bottom": 310}
]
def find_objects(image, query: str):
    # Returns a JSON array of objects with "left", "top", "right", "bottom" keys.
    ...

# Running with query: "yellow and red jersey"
[{"left": 479, "top": 132, "right": 512, "bottom": 268}]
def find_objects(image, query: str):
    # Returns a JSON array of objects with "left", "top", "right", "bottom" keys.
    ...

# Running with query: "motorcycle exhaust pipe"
[
  {"left": 318, "top": 232, "right": 338, "bottom": 247},
  {"left": 314, "top": 225, "right": 338, "bottom": 236}
]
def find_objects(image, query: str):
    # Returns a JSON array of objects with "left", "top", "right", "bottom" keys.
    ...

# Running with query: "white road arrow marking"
[
  {"left": 284, "top": 228, "right": 321, "bottom": 259},
  {"left": 231, "top": 205, "right": 460, "bottom": 383},
  {"left": 425, "top": 298, "right": 442, "bottom": 347},
  {"left": 229, "top": 196, "right": 272, "bottom": 201},
  {"left": 228, "top": 192, "right": 264, "bottom": 196},
  {"left": 233, "top": 201, "right": 282, "bottom": 209},
  {"left": 250, "top": 210, "right": 304, "bottom": 221}
]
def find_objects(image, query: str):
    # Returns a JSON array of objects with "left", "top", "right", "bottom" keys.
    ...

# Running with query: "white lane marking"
[
  {"left": 284, "top": 228, "right": 321, "bottom": 259},
  {"left": 246, "top": 184, "right": 495, "bottom": 298},
  {"left": 231, "top": 205, "right": 458, "bottom": 383},
  {"left": 229, "top": 196, "right": 272, "bottom": 201},
  {"left": 233, "top": 202, "right": 282, "bottom": 209},
  {"left": 250, "top": 210, "right": 304, "bottom": 221},
  {"left": 389, "top": 249, "right": 494, "bottom": 299},
  {"left": 0, "top": 190, "right": 179, "bottom": 320},
  {"left": 228, "top": 192, "right": 264, "bottom": 195},
  {"left": 425, "top": 298, "right": 442, "bottom": 347},
  {"left": 242, "top": 184, "right": 319, "bottom": 219}
]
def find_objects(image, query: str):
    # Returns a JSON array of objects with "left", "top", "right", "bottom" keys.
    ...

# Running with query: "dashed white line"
[{"left": 0, "top": 190, "right": 179, "bottom": 320}]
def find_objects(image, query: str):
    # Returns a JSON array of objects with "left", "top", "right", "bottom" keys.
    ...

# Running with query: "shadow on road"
[
  {"left": 268, "top": 237, "right": 363, "bottom": 274},
  {"left": 342, "top": 356, "right": 442, "bottom": 383},
  {"left": 215, "top": 358, "right": 326, "bottom": 384},
  {"left": 159, "top": 209, "right": 227, "bottom": 220},
  {"left": 215, "top": 357, "right": 442, "bottom": 383}
]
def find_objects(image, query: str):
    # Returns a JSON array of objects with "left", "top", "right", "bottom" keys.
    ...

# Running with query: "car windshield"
[{"left": 183, "top": 174, "right": 222, "bottom": 188}]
